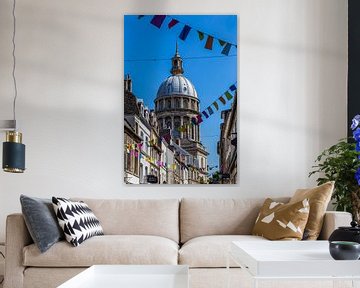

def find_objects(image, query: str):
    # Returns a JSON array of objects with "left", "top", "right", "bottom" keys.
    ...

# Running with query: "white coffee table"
[
  {"left": 228, "top": 241, "right": 360, "bottom": 288},
  {"left": 58, "top": 265, "right": 189, "bottom": 288}
]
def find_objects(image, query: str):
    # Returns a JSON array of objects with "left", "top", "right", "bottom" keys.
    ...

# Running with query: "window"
[
  {"left": 191, "top": 100, "right": 195, "bottom": 110},
  {"left": 145, "top": 136, "right": 149, "bottom": 153},
  {"left": 167, "top": 99, "right": 171, "bottom": 109}
]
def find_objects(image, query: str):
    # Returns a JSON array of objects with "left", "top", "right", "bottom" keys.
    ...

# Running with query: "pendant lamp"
[{"left": 1, "top": 0, "right": 26, "bottom": 173}]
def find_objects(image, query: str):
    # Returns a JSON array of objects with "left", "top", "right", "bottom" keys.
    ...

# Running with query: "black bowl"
[{"left": 329, "top": 241, "right": 360, "bottom": 260}]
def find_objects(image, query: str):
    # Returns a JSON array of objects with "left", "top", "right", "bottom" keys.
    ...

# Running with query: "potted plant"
[{"left": 309, "top": 115, "right": 360, "bottom": 222}]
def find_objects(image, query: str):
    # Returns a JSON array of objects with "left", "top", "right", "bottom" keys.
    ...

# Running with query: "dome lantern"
[{"left": 171, "top": 42, "right": 184, "bottom": 75}]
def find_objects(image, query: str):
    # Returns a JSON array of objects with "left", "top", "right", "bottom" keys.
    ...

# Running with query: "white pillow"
[{"left": 52, "top": 197, "right": 103, "bottom": 247}]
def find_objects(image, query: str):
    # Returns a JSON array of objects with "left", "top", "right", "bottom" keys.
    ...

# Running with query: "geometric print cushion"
[
  {"left": 252, "top": 198, "right": 310, "bottom": 240},
  {"left": 52, "top": 197, "right": 104, "bottom": 247}
]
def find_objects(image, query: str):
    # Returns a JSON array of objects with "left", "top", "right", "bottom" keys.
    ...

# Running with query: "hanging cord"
[
  {"left": 12, "top": 0, "right": 18, "bottom": 130},
  {"left": 0, "top": 251, "right": 4, "bottom": 284}
]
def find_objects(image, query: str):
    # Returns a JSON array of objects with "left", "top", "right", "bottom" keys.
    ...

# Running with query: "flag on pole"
[
  {"left": 205, "top": 35, "right": 214, "bottom": 50},
  {"left": 179, "top": 25, "right": 191, "bottom": 41},
  {"left": 229, "top": 84, "right": 237, "bottom": 91},
  {"left": 150, "top": 15, "right": 166, "bottom": 28},
  {"left": 168, "top": 19, "right": 179, "bottom": 29}
]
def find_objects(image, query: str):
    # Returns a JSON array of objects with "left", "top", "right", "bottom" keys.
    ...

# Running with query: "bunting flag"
[
  {"left": 205, "top": 35, "right": 214, "bottom": 50},
  {"left": 198, "top": 31, "right": 205, "bottom": 41},
  {"left": 221, "top": 43, "right": 232, "bottom": 56},
  {"left": 225, "top": 91, "right": 233, "bottom": 101},
  {"left": 219, "top": 96, "right": 226, "bottom": 105},
  {"left": 168, "top": 19, "right": 179, "bottom": 29},
  {"left": 212, "top": 101, "right": 219, "bottom": 111},
  {"left": 196, "top": 114, "right": 204, "bottom": 124},
  {"left": 202, "top": 111, "right": 209, "bottom": 119},
  {"left": 150, "top": 15, "right": 166, "bottom": 28},
  {"left": 207, "top": 106, "right": 214, "bottom": 115},
  {"left": 218, "top": 39, "right": 226, "bottom": 46},
  {"left": 162, "top": 133, "right": 171, "bottom": 143},
  {"left": 137, "top": 15, "right": 237, "bottom": 56},
  {"left": 179, "top": 25, "right": 191, "bottom": 41},
  {"left": 229, "top": 84, "right": 237, "bottom": 91},
  {"left": 179, "top": 126, "right": 187, "bottom": 132}
]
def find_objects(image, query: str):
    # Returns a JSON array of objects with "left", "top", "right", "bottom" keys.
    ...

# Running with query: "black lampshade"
[{"left": 2, "top": 131, "right": 25, "bottom": 173}]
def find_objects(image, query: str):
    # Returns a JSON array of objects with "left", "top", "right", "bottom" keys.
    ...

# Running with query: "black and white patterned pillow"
[{"left": 52, "top": 197, "right": 104, "bottom": 247}]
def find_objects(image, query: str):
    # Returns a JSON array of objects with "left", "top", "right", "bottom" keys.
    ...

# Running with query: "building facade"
[
  {"left": 124, "top": 46, "right": 211, "bottom": 184},
  {"left": 217, "top": 92, "right": 237, "bottom": 184}
]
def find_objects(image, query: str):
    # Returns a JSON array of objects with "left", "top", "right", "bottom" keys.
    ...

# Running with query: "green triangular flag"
[
  {"left": 218, "top": 39, "right": 226, "bottom": 46},
  {"left": 212, "top": 101, "right": 219, "bottom": 111},
  {"left": 225, "top": 91, "right": 233, "bottom": 101},
  {"left": 197, "top": 31, "right": 204, "bottom": 41}
]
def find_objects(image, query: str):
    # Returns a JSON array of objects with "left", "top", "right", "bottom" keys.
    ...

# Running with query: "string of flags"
[
  {"left": 162, "top": 83, "right": 237, "bottom": 140},
  {"left": 125, "top": 83, "right": 237, "bottom": 148},
  {"left": 126, "top": 147, "right": 181, "bottom": 171},
  {"left": 137, "top": 15, "right": 237, "bottom": 56},
  {"left": 125, "top": 83, "right": 237, "bottom": 169}
]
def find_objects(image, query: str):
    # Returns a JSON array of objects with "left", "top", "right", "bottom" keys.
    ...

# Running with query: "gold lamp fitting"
[{"left": 6, "top": 131, "right": 22, "bottom": 143}]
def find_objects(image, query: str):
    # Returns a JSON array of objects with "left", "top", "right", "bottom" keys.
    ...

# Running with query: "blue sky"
[{"left": 124, "top": 15, "right": 237, "bottom": 172}]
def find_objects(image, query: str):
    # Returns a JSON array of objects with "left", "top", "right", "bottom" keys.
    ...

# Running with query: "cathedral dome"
[{"left": 156, "top": 75, "right": 198, "bottom": 98}]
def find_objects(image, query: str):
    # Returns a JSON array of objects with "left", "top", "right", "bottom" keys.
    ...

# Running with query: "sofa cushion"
[
  {"left": 20, "top": 195, "right": 64, "bottom": 253},
  {"left": 252, "top": 198, "right": 310, "bottom": 240},
  {"left": 23, "top": 235, "right": 179, "bottom": 267},
  {"left": 52, "top": 197, "right": 104, "bottom": 247},
  {"left": 180, "top": 198, "right": 289, "bottom": 243},
  {"left": 179, "top": 235, "right": 267, "bottom": 268},
  {"left": 290, "top": 181, "right": 334, "bottom": 240},
  {"left": 72, "top": 198, "right": 179, "bottom": 243}
]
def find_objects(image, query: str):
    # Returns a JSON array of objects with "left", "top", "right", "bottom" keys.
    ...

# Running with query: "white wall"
[{"left": 0, "top": 0, "right": 347, "bottom": 242}]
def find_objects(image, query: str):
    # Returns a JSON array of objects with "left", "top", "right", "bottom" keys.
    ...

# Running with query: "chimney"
[{"left": 124, "top": 74, "right": 132, "bottom": 92}]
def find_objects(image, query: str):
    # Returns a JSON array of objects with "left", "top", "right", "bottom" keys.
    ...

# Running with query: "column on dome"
[
  {"left": 171, "top": 116, "right": 174, "bottom": 131},
  {"left": 180, "top": 116, "right": 184, "bottom": 138},
  {"left": 185, "top": 117, "right": 190, "bottom": 139}
]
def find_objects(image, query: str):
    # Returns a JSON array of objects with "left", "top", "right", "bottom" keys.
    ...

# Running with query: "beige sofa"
[{"left": 4, "top": 198, "right": 352, "bottom": 288}]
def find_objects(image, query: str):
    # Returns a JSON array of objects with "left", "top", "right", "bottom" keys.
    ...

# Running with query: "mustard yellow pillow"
[
  {"left": 289, "top": 181, "right": 334, "bottom": 240},
  {"left": 252, "top": 198, "right": 310, "bottom": 240}
]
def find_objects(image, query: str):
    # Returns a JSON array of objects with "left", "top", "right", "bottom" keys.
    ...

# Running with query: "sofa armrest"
[
  {"left": 318, "top": 211, "right": 352, "bottom": 240},
  {"left": 4, "top": 213, "right": 32, "bottom": 288}
]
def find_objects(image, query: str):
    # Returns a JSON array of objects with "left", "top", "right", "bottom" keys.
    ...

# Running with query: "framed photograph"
[{"left": 124, "top": 15, "right": 237, "bottom": 184}]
